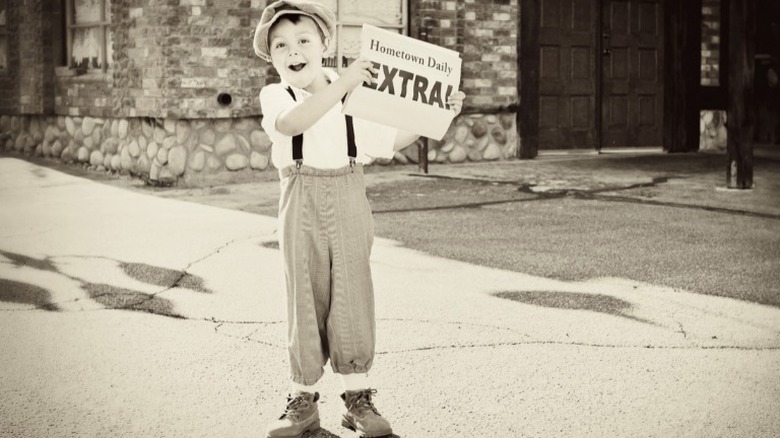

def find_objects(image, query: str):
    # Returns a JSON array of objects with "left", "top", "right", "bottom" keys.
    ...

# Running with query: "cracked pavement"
[{"left": 1, "top": 154, "right": 780, "bottom": 437}]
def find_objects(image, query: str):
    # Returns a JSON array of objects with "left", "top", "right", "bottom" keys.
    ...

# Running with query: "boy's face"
[{"left": 268, "top": 15, "right": 328, "bottom": 91}]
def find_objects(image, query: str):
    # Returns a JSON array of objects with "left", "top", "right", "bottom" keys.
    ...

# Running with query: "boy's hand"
[
  {"left": 448, "top": 91, "right": 466, "bottom": 115},
  {"left": 342, "top": 57, "right": 376, "bottom": 91}
]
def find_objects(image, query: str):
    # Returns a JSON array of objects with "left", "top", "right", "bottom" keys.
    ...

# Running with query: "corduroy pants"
[{"left": 278, "top": 163, "right": 376, "bottom": 385}]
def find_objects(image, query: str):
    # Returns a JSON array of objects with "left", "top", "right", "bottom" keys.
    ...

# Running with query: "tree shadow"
[
  {"left": 0, "top": 279, "right": 60, "bottom": 311},
  {"left": 493, "top": 290, "right": 656, "bottom": 326},
  {"left": 83, "top": 283, "right": 184, "bottom": 319},
  {"left": 1, "top": 250, "right": 58, "bottom": 273},
  {"left": 0, "top": 249, "right": 212, "bottom": 318},
  {"left": 120, "top": 261, "right": 212, "bottom": 293}
]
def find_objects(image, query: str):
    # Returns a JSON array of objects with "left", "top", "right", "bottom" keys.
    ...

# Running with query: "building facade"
[
  {"left": 0, "top": 0, "right": 520, "bottom": 184},
  {"left": 0, "top": 0, "right": 774, "bottom": 185}
]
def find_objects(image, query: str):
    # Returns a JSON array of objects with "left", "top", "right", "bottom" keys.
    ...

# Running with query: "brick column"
[{"left": 18, "top": 0, "right": 44, "bottom": 114}]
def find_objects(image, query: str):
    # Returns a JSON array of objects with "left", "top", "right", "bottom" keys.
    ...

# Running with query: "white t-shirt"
[{"left": 259, "top": 68, "right": 398, "bottom": 170}]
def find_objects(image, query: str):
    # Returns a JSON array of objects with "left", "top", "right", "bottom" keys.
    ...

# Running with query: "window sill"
[{"left": 55, "top": 66, "right": 111, "bottom": 81}]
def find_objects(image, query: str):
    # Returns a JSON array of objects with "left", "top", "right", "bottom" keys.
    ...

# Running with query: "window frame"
[
  {"left": 699, "top": 0, "right": 729, "bottom": 110},
  {"left": 326, "top": 0, "right": 408, "bottom": 71},
  {"left": 0, "top": 0, "right": 8, "bottom": 75},
  {"left": 64, "top": 0, "right": 112, "bottom": 74}
]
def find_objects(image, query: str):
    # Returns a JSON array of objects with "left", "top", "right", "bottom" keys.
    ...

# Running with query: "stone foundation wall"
[
  {"left": 426, "top": 113, "right": 518, "bottom": 163},
  {"left": 0, "top": 112, "right": 519, "bottom": 185}
]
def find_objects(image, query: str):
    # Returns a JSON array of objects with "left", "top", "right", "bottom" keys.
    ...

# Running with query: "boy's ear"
[{"left": 322, "top": 37, "right": 331, "bottom": 54}]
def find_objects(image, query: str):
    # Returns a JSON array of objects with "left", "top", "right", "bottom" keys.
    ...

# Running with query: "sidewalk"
[
  {"left": 127, "top": 146, "right": 780, "bottom": 220},
  {"left": 1, "top": 153, "right": 779, "bottom": 437}
]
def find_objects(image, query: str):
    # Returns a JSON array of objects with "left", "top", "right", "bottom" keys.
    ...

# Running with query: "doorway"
[{"left": 522, "top": 0, "right": 665, "bottom": 152}]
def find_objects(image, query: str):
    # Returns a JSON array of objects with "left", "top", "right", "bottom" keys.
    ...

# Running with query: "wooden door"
[
  {"left": 601, "top": 0, "right": 664, "bottom": 147},
  {"left": 538, "top": 0, "right": 599, "bottom": 149}
]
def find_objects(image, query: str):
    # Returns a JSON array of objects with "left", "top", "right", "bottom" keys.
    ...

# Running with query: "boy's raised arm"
[{"left": 275, "top": 58, "right": 376, "bottom": 136}]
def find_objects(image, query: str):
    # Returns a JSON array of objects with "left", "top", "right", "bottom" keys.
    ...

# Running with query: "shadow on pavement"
[
  {"left": 120, "top": 261, "right": 212, "bottom": 293},
  {"left": 0, "top": 249, "right": 211, "bottom": 318},
  {"left": 306, "top": 429, "right": 401, "bottom": 438},
  {"left": 493, "top": 290, "right": 656, "bottom": 326},
  {"left": 1, "top": 250, "right": 59, "bottom": 273},
  {"left": 0, "top": 279, "right": 60, "bottom": 311}
]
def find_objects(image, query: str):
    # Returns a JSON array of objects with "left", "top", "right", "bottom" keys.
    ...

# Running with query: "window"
[
  {"left": 700, "top": 0, "right": 722, "bottom": 86},
  {"left": 65, "top": 0, "right": 113, "bottom": 73},
  {"left": 321, "top": 0, "right": 407, "bottom": 70},
  {"left": 0, "top": 0, "right": 7, "bottom": 73}
]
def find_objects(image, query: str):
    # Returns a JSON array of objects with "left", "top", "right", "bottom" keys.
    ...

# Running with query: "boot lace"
[
  {"left": 281, "top": 392, "right": 314, "bottom": 421},
  {"left": 347, "top": 389, "right": 381, "bottom": 416}
]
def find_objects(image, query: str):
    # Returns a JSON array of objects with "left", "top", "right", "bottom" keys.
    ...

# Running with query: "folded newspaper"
[{"left": 342, "top": 24, "right": 462, "bottom": 141}]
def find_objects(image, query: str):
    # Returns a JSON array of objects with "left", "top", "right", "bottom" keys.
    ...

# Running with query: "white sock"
[
  {"left": 339, "top": 373, "right": 369, "bottom": 392},
  {"left": 290, "top": 381, "right": 317, "bottom": 394}
]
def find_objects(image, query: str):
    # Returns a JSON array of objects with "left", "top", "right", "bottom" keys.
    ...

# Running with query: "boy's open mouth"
[{"left": 288, "top": 63, "right": 306, "bottom": 72}]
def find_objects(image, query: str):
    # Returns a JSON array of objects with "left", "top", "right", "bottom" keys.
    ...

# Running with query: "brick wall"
[
  {"left": 406, "top": 0, "right": 519, "bottom": 162},
  {"left": 56, "top": 75, "right": 115, "bottom": 117},
  {"left": 52, "top": 0, "right": 268, "bottom": 119},
  {"left": 18, "top": 1, "right": 45, "bottom": 114},
  {"left": 117, "top": 0, "right": 266, "bottom": 119},
  {"left": 0, "top": 4, "right": 18, "bottom": 114},
  {"left": 411, "top": 0, "right": 518, "bottom": 110},
  {"left": 8, "top": 0, "right": 521, "bottom": 119},
  {"left": 164, "top": 0, "right": 263, "bottom": 119}
]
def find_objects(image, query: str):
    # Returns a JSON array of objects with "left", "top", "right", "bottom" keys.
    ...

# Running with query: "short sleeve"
[{"left": 259, "top": 84, "right": 296, "bottom": 145}]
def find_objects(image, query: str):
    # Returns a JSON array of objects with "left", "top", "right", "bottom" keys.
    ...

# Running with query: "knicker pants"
[{"left": 278, "top": 163, "right": 376, "bottom": 385}]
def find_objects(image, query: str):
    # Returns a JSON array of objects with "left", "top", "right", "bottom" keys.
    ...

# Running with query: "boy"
[{"left": 253, "top": 1, "right": 464, "bottom": 437}]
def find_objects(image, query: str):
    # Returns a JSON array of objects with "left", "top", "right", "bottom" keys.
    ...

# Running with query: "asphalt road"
[
  {"left": 16, "top": 150, "right": 780, "bottom": 309},
  {"left": 369, "top": 176, "right": 780, "bottom": 307},
  {"left": 2, "top": 153, "right": 779, "bottom": 438}
]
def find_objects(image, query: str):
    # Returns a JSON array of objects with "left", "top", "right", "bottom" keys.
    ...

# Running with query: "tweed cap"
[{"left": 253, "top": 0, "right": 336, "bottom": 61}]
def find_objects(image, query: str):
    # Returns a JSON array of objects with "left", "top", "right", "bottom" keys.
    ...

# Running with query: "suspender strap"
[
  {"left": 285, "top": 86, "right": 357, "bottom": 167},
  {"left": 285, "top": 87, "right": 304, "bottom": 167},
  {"left": 343, "top": 95, "right": 357, "bottom": 161}
]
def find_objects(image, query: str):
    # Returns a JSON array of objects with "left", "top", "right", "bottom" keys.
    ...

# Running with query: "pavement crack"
[
  {"left": 373, "top": 196, "right": 555, "bottom": 214},
  {"left": 373, "top": 174, "right": 779, "bottom": 220},
  {"left": 379, "top": 317, "right": 532, "bottom": 338},
  {"left": 580, "top": 193, "right": 780, "bottom": 220},
  {"left": 143, "top": 234, "right": 261, "bottom": 301},
  {"left": 676, "top": 321, "right": 688, "bottom": 338},
  {"left": 376, "top": 340, "right": 780, "bottom": 354},
  {"left": 372, "top": 175, "right": 676, "bottom": 214},
  {"left": 208, "top": 319, "right": 285, "bottom": 347},
  {"left": 0, "top": 235, "right": 259, "bottom": 317}
]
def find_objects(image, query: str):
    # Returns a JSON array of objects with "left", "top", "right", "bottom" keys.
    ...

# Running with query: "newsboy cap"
[{"left": 253, "top": 0, "right": 336, "bottom": 61}]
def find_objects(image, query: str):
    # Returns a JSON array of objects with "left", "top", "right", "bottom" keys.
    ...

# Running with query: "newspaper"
[{"left": 342, "top": 24, "right": 462, "bottom": 141}]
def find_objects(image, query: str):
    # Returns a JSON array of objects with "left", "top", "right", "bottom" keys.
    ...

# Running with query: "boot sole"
[
  {"left": 341, "top": 417, "right": 393, "bottom": 438},
  {"left": 267, "top": 419, "right": 320, "bottom": 438}
]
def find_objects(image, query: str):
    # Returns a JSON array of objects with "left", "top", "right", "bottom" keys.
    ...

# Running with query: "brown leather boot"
[
  {"left": 265, "top": 391, "right": 320, "bottom": 438},
  {"left": 341, "top": 389, "right": 393, "bottom": 437}
]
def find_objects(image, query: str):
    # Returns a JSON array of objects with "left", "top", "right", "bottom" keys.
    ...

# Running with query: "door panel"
[
  {"left": 532, "top": 0, "right": 663, "bottom": 150},
  {"left": 601, "top": 0, "right": 664, "bottom": 147},
  {"left": 538, "top": 0, "right": 598, "bottom": 149}
]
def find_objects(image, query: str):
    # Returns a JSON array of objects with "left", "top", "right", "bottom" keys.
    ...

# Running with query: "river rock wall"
[{"left": 0, "top": 113, "right": 519, "bottom": 185}]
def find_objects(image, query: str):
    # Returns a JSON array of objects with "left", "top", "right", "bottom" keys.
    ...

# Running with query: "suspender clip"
[
  {"left": 349, "top": 158, "right": 356, "bottom": 171},
  {"left": 295, "top": 159, "right": 303, "bottom": 169}
]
